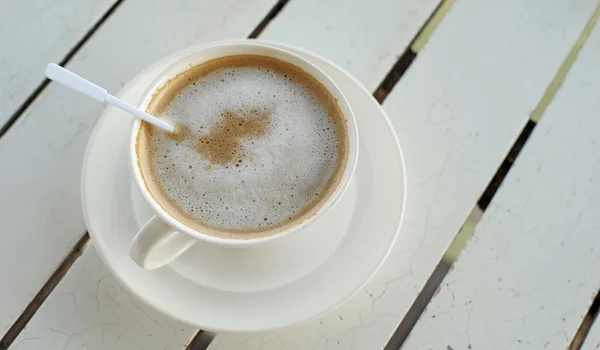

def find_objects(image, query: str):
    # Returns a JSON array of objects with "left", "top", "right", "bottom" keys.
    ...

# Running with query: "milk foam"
[{"left": 140, "top": 56, "right": 346, "bottom": 235}]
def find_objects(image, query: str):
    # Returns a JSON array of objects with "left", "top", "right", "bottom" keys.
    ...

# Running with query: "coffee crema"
[{"left": 137, "top": 55, "right": 348, "bottom": 238}]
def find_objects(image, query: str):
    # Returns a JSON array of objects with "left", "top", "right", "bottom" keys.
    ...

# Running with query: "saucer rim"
[{"left": 82, "top": 40, "right": 407, "bottom": 332}]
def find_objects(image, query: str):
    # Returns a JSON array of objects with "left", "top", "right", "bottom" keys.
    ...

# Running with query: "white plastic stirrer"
[{"left": 45, "top": 63, "right": 175, "bottom": 133}]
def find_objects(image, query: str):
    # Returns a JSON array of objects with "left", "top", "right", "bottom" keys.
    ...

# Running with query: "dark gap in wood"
[
  {"left": 477, "top": 120, "right": 537, "bottom": 210},
  {"left": 186, "top": 331, "right": 216, "bottom": 350},
  {"left": 373, "top": 50, "right": 417, "bottom": 103},
  {"left": 248, "top": 0, "right": 290, "bottom": 39},
  {"left": 0, "top": 0, "right": 126, "bottom": 140},
  {"left": 589, "top": 295, "right": 600, "bottom": 322},
  {"left": 373, "top": 0, "right": 448, "bottom": 103},
  {"left": 384, "top": 261, "right": 451, "bottom": 350},
  {"left": 0, "top": 234, "right": 90, "bottom": 350},
  {"left": 569, "top": 290, "right": 600, "bottom": 349}
]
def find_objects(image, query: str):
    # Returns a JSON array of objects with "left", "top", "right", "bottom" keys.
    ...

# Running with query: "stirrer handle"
[
  {"left": 46, "top": 63, "right": 107, "bottom": 102},
  {"left": 45, "top": 63, "right": 175, "bottom": 133}
]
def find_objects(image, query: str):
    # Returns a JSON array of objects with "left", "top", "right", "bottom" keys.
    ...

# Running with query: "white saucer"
[{"left": 82, "top": 41, "right": 406, "bottom": 332}]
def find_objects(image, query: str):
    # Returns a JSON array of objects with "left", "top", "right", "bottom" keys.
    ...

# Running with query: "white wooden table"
[{"left": 2, "top": 1, "right": 600, "bottom": 349}]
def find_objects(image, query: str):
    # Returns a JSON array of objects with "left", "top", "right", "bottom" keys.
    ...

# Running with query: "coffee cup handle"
[{"left": 129, "top": 215, "right": 196, "bottom": 270}]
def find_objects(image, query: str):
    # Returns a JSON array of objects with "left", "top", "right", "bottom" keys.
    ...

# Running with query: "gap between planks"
[
  {"left": 372, "top": 0, "right": 452, "bottom": 103},
  {"left": 386, "top": 2, "right": 600, "bottom": 348},
  {"left": 186, "top": 331, "right": 217, "bottom": 350},
  {"left": 571, "top": 295, "right": 600, "bottom": 349},
  {"left": 0, "top": 234, "right": 90, "bottom": 350}
]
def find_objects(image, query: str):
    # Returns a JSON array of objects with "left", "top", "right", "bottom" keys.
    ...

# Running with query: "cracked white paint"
[
  {"left": 0, "top": 0, "right": 277, "bottom": 337},
  {"left": 10, "top": 247, "right": 196, "bottom": 350},
  {"left": 210, "top": 0, "right": 598, "bottom": 349},
  {"left": 405, "top": 19, "right": 600, "bottom": 350},
  {"left": 0, "top": 0, "right": 117, "bottom": 125}
]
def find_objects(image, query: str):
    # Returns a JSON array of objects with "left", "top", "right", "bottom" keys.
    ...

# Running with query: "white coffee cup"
[{"left": 129, "top": 42, "right": 358, "bottom": 270}]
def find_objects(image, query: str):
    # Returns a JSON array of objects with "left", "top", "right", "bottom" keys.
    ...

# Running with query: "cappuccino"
[{"left": 136, "top": 55, "right": 348, "bottom": 238}]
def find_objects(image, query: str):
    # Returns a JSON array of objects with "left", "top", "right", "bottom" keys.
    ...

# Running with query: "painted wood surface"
[
  {"left": 11, "top": 245, "right": 196, "bottom": 350},
  {"left": 0, "top": 0, "right": 117, "bottom": 126},
  {"left": 0, "top": 0, "right": 277, "bottom": 338},
  {"left": 404, "top": 18, "right": 600, "bottom": 350},
  {"left": 209, "top": 0, "right": 599, "bottom": 349}
]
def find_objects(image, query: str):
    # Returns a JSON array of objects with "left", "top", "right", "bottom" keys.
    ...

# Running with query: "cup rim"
[{"left": 130, "top": 41, "right": 358, "bottom": 246}]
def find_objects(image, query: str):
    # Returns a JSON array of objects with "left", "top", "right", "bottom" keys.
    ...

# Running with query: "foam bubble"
[{"left": 141, "top": 56, "right": 346, "bottom": 234}]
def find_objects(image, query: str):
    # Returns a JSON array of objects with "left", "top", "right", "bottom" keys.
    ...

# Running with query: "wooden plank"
[
  {"left": 0, "top": 0, "right": 277, "bottom": 338},
  {"left": 209, "top": 0, "right": 599, "bottom": 349},
  {"left": 404, "top": 17, "right": 600, "bottom": 350},
  {"left": 259, "top": 0, "right": 441, "bottom": 90},
  {"left": 10, "top": 246, "right": 197, "bottom": 350},
  {"left": 0, "top": 0, "right": 117, "bottom": 126}
]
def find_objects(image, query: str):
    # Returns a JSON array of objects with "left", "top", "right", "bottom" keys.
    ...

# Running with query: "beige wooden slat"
[
  {"left": 1, "top": 0, "right": 277, "bottom": 342},
  {"left": 0, "top": 0, "right": 117, "bottom": 125},
  {"left": 210, "top": 0, "right": 599, "bottom": 349},
  {"left": 259, "top": 0, "right": 441, "bottom": 90},
  {"left": 405, "top": 13, "right": 600, "bottom": 349}
]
